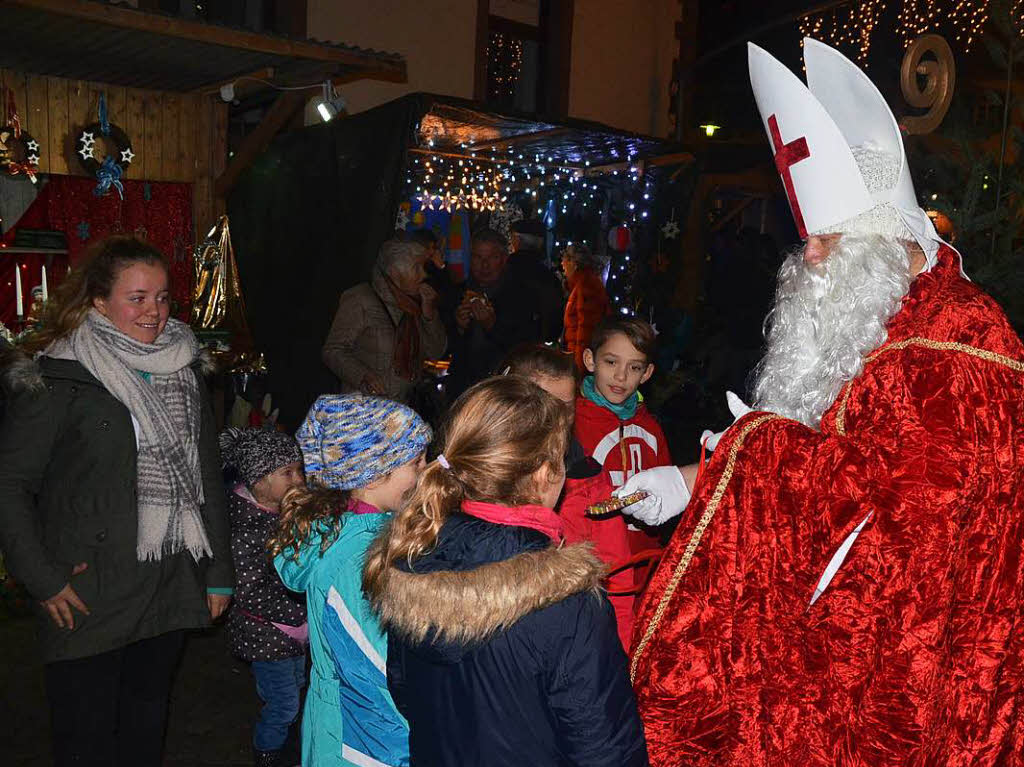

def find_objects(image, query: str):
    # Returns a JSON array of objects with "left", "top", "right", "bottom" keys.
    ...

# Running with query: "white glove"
[
  {"left": 612, "top": 466, "right": 692, "bottom": 526},
  {"left": 699, "top": 391, "right": 753, "bottom": 452}
]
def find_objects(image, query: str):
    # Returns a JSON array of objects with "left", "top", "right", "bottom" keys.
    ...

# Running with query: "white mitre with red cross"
[{"left": 748, "top": 37, "right": 955, "bottom": 270}]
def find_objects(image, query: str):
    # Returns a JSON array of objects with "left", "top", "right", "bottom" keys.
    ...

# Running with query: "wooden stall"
[
  {"left": 0, "top": 68, "right": 227, "bottom": 240},
  {"left": 0, "top": 0, "right": 407, "bottom": 243}
]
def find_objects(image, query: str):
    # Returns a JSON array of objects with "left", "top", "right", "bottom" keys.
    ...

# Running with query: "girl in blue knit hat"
[{"left": 268, "top": 394, "right": 431, "bottom": 767}]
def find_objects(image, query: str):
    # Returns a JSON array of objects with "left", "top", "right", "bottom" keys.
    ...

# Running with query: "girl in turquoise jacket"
[{"left": 270, "top": 394, "right": 430, "bottom": 767}]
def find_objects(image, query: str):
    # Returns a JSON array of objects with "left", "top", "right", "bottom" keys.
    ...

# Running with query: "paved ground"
[{"left": 1, "top": 617, "right": 264, "bottom": 766}]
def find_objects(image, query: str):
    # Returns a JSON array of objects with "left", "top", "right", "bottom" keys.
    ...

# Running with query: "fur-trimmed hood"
[
  {"left": 367, "top": 514, "right": 607, "bottom": 655},
  {"left": 0, "top": 345, "right": 44, "bottom": 395},
  {"left": 0, "top": 345, "right": 217, "bottom": 396}
]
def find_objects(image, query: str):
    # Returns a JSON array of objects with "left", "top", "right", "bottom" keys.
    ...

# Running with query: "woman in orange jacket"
[{"left": 561, "top": 245, "right": 610, "bottom": 371}]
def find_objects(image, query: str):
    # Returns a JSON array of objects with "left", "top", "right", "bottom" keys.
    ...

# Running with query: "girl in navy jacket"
[{"left": 364, "top": 375, "right": 648, "bottom": 766}]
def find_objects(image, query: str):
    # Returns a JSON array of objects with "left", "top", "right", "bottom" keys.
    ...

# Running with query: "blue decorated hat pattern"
[{"left": 296, "top": 394, "right": 432, "bottom": 490}]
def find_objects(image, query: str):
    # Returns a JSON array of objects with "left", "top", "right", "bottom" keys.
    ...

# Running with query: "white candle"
[
  {"left": 41, "top": 265, "right": 48, "bottom": 302},
  {"left": 15, "top": 263, "right": 23, "bottom": 316}
]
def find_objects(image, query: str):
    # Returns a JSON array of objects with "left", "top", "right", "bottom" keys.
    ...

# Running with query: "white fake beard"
[{"left": 752, "top": 234, "right": 912, "bottom": 429}]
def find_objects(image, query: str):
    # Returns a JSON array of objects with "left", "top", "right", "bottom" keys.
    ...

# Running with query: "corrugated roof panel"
[{"left": 0, "top": 2, "right": 405, "bottom": 92}]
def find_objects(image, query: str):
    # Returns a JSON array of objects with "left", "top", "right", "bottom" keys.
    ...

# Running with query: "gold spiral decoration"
[{"left": 900, "top": 33, "right": 956, "bottom": 135}]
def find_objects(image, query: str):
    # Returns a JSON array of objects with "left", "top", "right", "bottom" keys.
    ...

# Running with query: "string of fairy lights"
[
  {"left": 800, "top": 0, "right": 1004, "bottom": 60},
  {"left": 402, "top": 141, "right": 658, "bottom": 315},
  {"left": 487, "top": 32, "right": 524, "bottom": 101},
  {"left": 800, "top": 0, "right": 886, "bottom": 61}
]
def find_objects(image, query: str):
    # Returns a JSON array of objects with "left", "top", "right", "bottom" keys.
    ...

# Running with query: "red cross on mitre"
[{"left": 767, "top": 114, "right": 811, "bottom": 238}]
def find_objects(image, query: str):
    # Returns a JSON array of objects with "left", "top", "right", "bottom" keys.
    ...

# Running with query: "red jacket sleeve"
[{"left": 559, "top": 471, "right": 636, "bottom": 650}]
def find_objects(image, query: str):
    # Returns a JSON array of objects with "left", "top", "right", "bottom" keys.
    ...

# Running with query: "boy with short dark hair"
[{"left": 575, "top": 318, "right": 672, "bottom": 563}]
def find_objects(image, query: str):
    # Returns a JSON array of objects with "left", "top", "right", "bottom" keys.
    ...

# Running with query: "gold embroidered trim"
[
  {"left": 629, "top": 414, "right": 782, "bottom": 682},
  {"left": 835, "top": 337, "right": 1024, "bottom": 436}
]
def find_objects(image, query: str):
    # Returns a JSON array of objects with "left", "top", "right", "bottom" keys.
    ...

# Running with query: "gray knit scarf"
[{"left": 47, "top": 310, "right": 211, "bottom": 562}]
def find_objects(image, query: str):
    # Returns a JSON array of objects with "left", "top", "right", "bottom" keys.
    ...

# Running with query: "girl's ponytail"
[
  {"left": 364, "top": 375, "right": 571, "bottom": 597},
  {"left": 363, "top": 458, "right": 464, "bottom": 595}
]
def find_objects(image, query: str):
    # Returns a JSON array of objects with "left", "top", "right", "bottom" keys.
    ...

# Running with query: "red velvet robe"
[{"left": 631, "top": 247, "right": 1024, "bottom": 766}]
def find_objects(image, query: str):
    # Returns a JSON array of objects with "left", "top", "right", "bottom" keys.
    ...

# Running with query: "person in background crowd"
[
  {"left": 508, "top": 219, "right": 565, "bottom": 343},
  {"left": 503, "top": 344, "right": 636, "bottom": 650},
  {"left": 322, "top": 239, "right": 446, "bottom": 403},
  {"left": 561, "top": 244, "right": 610, "bottom": 371},
  {"left": 407, "top": 228, "right": 459, "bottom": 333},
  {"left": 0, "top": 236, "right": 233, "bottom": 767},
  {"left": 271, "top": 394, "right": 431, "bottom": 767},
  {"left": 364, "top": 376, "right": 648, "bottom": 767},
  {"left": 445, "top": 229, "right": 565, "bottom": 399},
  {"left": 221, "top": 427, "right": 308, "bottom": 767}
]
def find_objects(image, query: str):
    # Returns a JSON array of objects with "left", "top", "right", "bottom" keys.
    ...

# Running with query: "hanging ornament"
[
  {"left": 661, "top": 219, "right": 680, "bottom": 240},
  {"left": 607, "top": 224, "right": 631, "bottom": 251},
  {"left": 395, "top": 202, "right": 411, "bottom": 231},
  {"left": 0, "top": 90, "right": 40, "bottom": 183},
  {"left": 488, "top": 202, "right": 523, "bottom": 241},
  {"left": 75, "top": 92, "right": 134, "bottom": 198}
]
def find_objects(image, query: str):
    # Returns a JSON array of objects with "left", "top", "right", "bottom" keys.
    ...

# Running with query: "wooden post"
[
  {"left": 674, "top": 0, "right": 699, "bottom": 141},
  {"left": 46, "top": 76, "right": 69, "bottom": 175},
  {"left": 213, "top": 90, "right": 304, "bottom": 199},
  {"left": 473, "top": 0, "right": 490, "bottom": 101},
  {"left": 539, "top": 0, "right": 573, "bottom": 118}
]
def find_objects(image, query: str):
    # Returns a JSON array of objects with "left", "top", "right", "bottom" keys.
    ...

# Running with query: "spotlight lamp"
[{"left": 317, "top": 81, "right": 347, "bottom": 123}]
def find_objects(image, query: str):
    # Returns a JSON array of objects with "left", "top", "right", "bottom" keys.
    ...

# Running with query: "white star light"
[
  {"left": 27, "top": 153, "right": 39, "bottom": 165},
  {"left": 78, "top": 132, "right": 96, "bottom": 161},
  {"left": 661, "top": 220, "right": 680, "bottom": 240},
  {"left": 25, "top": 139, "right": 39, "bottom": 152},
  {"left": 120, "top": 147, "right": 135, "bottom": 164}
]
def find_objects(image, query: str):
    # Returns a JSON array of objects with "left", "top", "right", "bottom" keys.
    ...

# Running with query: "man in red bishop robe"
[{"left": 615, "top": 39, "right": 1024, "bottom": 766}]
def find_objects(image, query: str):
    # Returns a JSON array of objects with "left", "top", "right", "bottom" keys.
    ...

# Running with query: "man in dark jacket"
[
  {"left": 508, "top": 219, "right": 565, "bottom": 342},
  {"left": 445, "top": 228, "right": 564, "bottom": 400}
]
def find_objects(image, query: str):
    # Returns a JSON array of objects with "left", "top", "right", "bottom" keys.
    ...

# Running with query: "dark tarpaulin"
[
  {"left": 229, "top": 93, "right": 685, "bottom": 428},
  {"left": 228, "top": 95, "right": 422, "bottom": 429}
]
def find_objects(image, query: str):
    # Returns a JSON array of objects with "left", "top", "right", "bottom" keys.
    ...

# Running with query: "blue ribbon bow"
[
  {"left": 98, "top": 92, "right": 111, "bottom": 137},
  {"left": 94, "top": 155, "right": 124, "bottom": 199}
]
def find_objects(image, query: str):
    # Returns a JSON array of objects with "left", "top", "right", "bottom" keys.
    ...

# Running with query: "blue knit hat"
[{"left": 296, "top": 394, "right": 432, "bottom": 490}]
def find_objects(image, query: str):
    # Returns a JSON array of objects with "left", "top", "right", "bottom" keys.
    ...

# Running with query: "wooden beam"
[
  {"left": 467, "top": 127, "right": 571, "bottom": 151},
  {"left": 7, "top": 0, "right": 407, "bottom": 82},
  {"left": 214, "top": 90, "right": 305, "bottom": 198},
  {"left": 473, "top": 0, "right": 490, "bottom": 101},
  {"left": 711, "top": 197, "right": 758, "bottom": 232},
  {"left": 191, "top": 67, "right": 275, "bottom": 96},
  {"left": 584, "top": 152, "right": 693, "bottom": 176},
  {"left": 647, "top": 152, "right": 696, "bottom": 168}
]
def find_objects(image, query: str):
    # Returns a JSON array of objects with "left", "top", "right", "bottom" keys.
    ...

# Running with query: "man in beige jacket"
[{"left": 322, "top": 239, "right": 447, "bottom": 403}]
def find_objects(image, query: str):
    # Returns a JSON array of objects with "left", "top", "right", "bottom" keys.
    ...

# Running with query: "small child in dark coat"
[{"left": 221, "top": 427, "right": 308, "bottom": 767}]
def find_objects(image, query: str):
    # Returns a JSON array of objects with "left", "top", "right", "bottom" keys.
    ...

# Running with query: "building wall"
[
  {"left": 306, "top": 0, "right": 479, "bottom": 119},
  {"left": 568, "top": 0, "right": 678, "bottom": 137},
  {"left": 306, "top": 0, "right": 677, "bottom": 138}
]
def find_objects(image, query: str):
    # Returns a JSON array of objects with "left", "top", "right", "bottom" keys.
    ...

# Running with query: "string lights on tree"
[
  {"left": 487, "top": 32, "right": 524, "bottom": 101},
  {"left": 800, "top": 0, "right": 1002, "bottom": 60},
  {"left": 799, "top": 0, "right": 886, "bottom": 61}
]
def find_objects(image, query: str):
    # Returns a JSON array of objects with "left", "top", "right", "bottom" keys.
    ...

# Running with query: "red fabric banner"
[{"left": 1, "top": 175, "right": 192, "bottom": 327}]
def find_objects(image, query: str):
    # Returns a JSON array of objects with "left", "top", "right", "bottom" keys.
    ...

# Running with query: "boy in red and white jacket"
[
  {"left": 575, "top": 318, "right": 672, "bottom": 558},
  {"left": 502, "top": 344, "right": 637, "bottom": 650}
]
